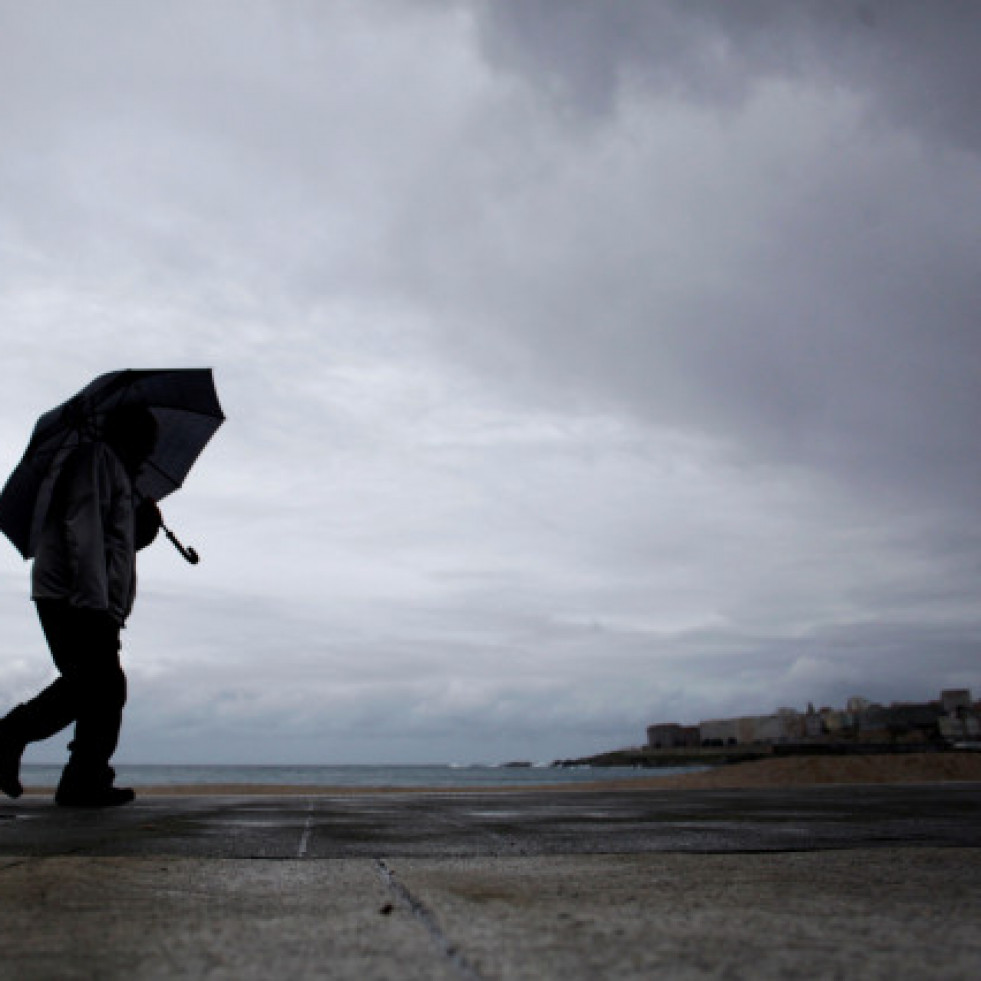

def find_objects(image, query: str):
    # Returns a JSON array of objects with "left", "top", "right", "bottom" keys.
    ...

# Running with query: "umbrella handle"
[{"left": 161, "top": 523, "right": 200, "bottom": 564}]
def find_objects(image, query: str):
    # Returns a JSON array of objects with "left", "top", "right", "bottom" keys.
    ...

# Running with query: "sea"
[{"left": 19, "top": 762, "right": 708, "bottom": 790}]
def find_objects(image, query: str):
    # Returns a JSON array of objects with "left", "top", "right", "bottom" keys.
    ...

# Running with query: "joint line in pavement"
[{"left": 297, "top": 801, "right": 314, "bottom": 858}]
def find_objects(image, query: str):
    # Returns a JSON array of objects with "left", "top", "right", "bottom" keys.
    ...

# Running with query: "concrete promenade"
[{"left": 1, "top": 782, "right": 980, "bottom": 978}]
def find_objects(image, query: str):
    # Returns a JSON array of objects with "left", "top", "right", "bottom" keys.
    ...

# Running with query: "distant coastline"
[{"left": 567, "top": 687, "right": 981, "bottom": 768}]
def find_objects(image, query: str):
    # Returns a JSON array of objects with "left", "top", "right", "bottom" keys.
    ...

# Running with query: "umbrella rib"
[{"left": 141, "top": 457, "right": 183, "bottom": 492}]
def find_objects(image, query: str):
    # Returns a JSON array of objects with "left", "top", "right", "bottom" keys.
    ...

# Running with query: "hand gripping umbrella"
[{"left": 0, "top": 369, "right": 224, "bottom": 563}]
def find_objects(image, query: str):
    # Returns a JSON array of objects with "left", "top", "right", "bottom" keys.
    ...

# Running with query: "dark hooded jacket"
[{"left": 31, "top": 442, "right": 136, "bottom": 625}]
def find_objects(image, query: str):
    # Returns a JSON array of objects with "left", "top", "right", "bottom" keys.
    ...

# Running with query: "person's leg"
[
  {"left": 34, "top": 602, "right": 132, "bottom": 805},
  {"left": 58, "top": 645, "right": 128, "bottom": 797},
  {"left": 0, "top": 681, "right": 76, "bottom": 797},
  {"left": 0, "top": 602, "right": 79, "bottom": 798}
]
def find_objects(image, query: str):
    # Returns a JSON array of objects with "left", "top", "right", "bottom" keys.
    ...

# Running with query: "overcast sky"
[{"left": 2, "top": 1, "right": 979, "bottom": 765}]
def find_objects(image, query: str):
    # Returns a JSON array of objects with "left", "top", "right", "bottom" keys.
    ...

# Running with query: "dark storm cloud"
[
  {"left": 477, "top": 0, "right": 981, "bottom": 152},
  {"left": 429, "top": 1, "right": 981, "bottom": 515}
]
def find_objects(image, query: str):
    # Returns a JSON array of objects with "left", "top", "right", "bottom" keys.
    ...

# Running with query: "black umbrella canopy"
[{"left": 0, "top": 369, "right": 224, "bottom": 559}]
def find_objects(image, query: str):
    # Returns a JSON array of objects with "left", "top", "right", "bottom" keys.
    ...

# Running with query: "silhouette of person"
[{"left": 0, "top": 405, "right": 161, "bottom": 806}]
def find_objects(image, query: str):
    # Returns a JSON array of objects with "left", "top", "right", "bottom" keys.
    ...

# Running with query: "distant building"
[
  {"left": 858, "top": 703, "right": 943, "bottom": 740},
  {"left": 804, "top": 714, "right": 825, "bottom": 738},
  {"left": 645, "top": 688, "right": 977, "bottom": 752},
  {"left": 939, "top": 714, "right": 981, "bottom": 741},
  {"left": 939, "top": 689, "right": 978, "bottom": 743},
  {"left": 698, "top": 712, "right": 802, "bottom": 747},
  {"left": 942, "top": 689, "right": 972, "bottom": 714},
  {"left": 646, "top": 724, "right": 700, "bottom": 750},
  {"left": 698, "top": 718, "right": 739, "bottom": 746},
  {"left": 820, "top": 709, "right": 855, "bottom": 734},
  {"left": 754, "top": 711, "right": 803, "bottom": 744}
]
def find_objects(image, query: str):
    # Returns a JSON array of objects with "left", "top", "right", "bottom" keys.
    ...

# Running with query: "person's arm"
[
  {"left": 103, "top": 449, "right": 136, "bottom": 624},
  {"left": 61, "top": 444, "right": 112, "bottom": 613},
  {"left": 134, "top": 497, "right": 162, "bottom": 551}
]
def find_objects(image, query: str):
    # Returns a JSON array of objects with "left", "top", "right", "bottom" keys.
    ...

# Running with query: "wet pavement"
[
  {"left": 2, "top": 782, "right": 979, "bottom": 857},
  {"left": 1, "top": 783, "right": 979, "bottom": 979}
]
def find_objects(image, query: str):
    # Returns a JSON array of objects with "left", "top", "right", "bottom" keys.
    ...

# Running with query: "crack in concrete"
[{"left": 375, "top": 858, "right": 484, "bottom": 981}]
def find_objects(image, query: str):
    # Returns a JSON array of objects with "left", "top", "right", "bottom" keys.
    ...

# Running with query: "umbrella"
[{"left": 0, "top": 368, "right": 224, "bottom": 563}]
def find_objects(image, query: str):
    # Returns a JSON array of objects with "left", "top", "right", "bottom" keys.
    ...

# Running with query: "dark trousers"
[{"left": 5, "top": 600, "right": 126, "bottom": 789}]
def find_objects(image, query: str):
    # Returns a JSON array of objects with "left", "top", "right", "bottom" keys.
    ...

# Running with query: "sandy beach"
[{"left": 594, "top": 750, "right": 981, "bottom": 791}]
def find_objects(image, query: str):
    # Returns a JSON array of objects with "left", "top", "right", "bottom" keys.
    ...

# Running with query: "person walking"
[{"left": 0, "top": 405, "right": 161, "bottom": 807}]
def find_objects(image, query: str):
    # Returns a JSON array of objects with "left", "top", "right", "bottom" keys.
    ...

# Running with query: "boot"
[
  {"left": 0, "top": 710, "right": 29, "bottom": 798},
  {"left": 55, "top": 761, "right": 134, "bottom": 808},
  {"left": 55, "top": 785, "right": 135, "bottom": 808},
  {"left": 0, "top": 689, "right": 76, "bottom": 800}
]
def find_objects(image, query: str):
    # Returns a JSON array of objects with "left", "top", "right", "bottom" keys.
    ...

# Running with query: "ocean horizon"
[{"left": 19, "top": 762, "right": 708, "bottom": 789}]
